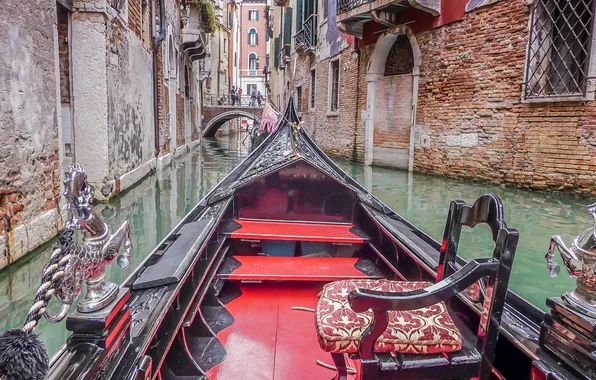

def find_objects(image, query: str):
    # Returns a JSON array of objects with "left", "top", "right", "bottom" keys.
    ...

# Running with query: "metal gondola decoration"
[{"left": 0, "top": 164, "right": 132, "bottom": 380}]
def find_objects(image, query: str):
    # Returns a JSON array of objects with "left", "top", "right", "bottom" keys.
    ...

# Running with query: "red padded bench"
[
  {"left": 216, "top": 256, "right": 382, "bottom": 281},
  {"left": 221, "top": 219, "right": 369, "bottom": 244}
]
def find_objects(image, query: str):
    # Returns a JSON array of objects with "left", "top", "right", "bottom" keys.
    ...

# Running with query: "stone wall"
[
  {"left": 107, "top": 16, "right": 155, "bottom": 179},
  {"left": 0, "top": 0, "right": 61, "bottom": 267}
]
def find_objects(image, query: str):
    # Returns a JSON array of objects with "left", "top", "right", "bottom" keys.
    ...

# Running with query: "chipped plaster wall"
[
  {"left": 72, "top": 12, "right": 110, "bottom": 186},
  {"left": 0, "top": 0, "right": 62, "bottom": 268},
  {"left": 107, "top": 18, "right": 155, "bottom": 179}
]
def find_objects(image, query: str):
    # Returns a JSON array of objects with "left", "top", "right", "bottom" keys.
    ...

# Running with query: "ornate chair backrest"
[{"left": 437, "top": 193, "right": 519, "bottom": 379}]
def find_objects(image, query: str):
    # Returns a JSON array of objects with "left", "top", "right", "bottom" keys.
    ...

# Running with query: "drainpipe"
[{"left": 153, "top": 0, "right": 166, "bottom": 157}]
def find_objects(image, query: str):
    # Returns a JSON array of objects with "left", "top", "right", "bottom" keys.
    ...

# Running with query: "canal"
[{"left": 0, "top": 131, "right": 588, "bottom": 357}]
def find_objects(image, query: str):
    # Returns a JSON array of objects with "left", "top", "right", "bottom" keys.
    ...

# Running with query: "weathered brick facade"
[
  {"left": 288, "top": 46, "right": 369, "bottom": 162},
  {"left": 276, "top": 0, "right": 596, "bottom": 195},
  {"left": 413, "top": 1, "right": 596, "bottom": 193},
  {"left": 129, "top": 0, "right": 142, "bottom": 38},
  {"left": 176, "top": 94, "right": 185, "bottom": 147}
]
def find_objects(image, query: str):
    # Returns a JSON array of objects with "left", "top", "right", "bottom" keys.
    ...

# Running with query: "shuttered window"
[
  {"left": 274, "top": 36, "right": 280, "bottom": 67},
  {"left": 296, "top": 0, "right": 304, "bottom": 32},
  {"left": 248, "top": 28, "right": 258, "bottom": 45},
  {"left": 283, "top": 7, "right": 293, "bottom": 54}
]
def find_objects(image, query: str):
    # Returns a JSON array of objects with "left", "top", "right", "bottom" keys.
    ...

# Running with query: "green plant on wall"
[{"left": 193, "top": 0, "right": 217, "bottom": 33}]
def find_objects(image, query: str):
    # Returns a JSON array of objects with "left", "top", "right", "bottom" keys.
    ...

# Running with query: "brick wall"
[
  {"left": 374, "top": 74, "right": 412, "bottom": 150},
  {"left": 129, "top": 0, "right": 142, "bottom": 38},
  {"left": 412, "top": 0, "right": 596, "bottom": 193},
  {"left": 58, "top": 9, "right": 70, "bottom": 104},
  {"left": 288, "top": 0, "right": 596, "bottom": 194},
  {"left": 289, "top": 44, "right": 369, "bottom": 162},
  {"left": 176, "top": 94, "right": 185, "bottom": 146}
]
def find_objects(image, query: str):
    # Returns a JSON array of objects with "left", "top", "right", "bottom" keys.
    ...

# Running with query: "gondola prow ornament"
[
  {"left": 0, "top": 164, "right": 132, "bottom": 380},
  {"left": 545, "top": 202, "right": 596, "bottom": 318}
]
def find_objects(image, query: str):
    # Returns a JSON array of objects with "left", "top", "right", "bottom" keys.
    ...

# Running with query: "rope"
[{"left": 22, "top": 230, "right": 73, "bottom": 334}]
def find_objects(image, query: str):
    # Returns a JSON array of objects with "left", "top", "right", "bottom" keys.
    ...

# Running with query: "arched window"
[
  {"left": 248, "top": 53, "right": 258, "bottom": 70},
  {"left": 248, "top": 28, "right": 258, "bottom": 46}
]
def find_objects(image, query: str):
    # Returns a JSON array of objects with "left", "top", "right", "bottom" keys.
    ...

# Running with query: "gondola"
[{"left": 1, "top": 99, "right": 595, "bottom": 380}]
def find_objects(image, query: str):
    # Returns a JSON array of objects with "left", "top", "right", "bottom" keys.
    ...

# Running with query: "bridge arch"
[{"left": 202, "top": 110, "right": 260, "bottom": 137}]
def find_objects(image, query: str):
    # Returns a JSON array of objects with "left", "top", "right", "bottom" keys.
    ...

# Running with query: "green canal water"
[{"left": 0, "top": 131, "right": 589, "bottom": 357}]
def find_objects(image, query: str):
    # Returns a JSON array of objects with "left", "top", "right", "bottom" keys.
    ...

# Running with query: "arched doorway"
[{"left": 365, "top": 27, "right": 420, "bottom": 171}]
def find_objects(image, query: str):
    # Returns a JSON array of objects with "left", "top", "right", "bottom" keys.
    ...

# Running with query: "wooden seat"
[
  {"left": 216, "top": 256, "right": 383, "bottom": 281},
  {"left": 313, "top": 194, "right": 519, "bottom": 380},
  {"left": 219, "top": 219, "right": 370, "bottom": 244}
]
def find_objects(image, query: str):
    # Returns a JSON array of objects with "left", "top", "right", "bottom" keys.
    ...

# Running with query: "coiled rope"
[{"left": 22, "top": 229, "right": 73, "bottom": 334}]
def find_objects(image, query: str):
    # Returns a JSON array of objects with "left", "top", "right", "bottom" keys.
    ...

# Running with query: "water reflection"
[
  {"left": 0, "top": 132, "right": 251, "bottom": 357},
  {"left": 0, "top": 130, "right": 587, "bottom": 358},
  {"left": 335, "top": 161, "right": 582, "bottom": 309}
]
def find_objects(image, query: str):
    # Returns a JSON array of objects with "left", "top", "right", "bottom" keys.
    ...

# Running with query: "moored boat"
[{"left": 1, "top": 99, "right": 595, "bottom": 380}]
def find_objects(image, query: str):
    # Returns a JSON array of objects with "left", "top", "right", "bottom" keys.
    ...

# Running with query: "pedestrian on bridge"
[{"left": 230, "top": 86, "right": 237, "bottom": 106}]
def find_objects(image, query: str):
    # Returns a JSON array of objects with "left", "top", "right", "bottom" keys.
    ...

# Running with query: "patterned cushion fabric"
[{"left": 315, "top": 279, "right": 463, "bottom": 354}]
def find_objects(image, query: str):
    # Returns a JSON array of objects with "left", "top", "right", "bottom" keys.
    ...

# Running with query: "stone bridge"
[{"left": 202, "top": 96, "right": 264, "bottom": 137}]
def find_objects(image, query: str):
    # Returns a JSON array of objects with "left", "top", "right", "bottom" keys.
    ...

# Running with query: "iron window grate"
[{"left": 524, "top": 0, "right": 595, "bottom": 99}]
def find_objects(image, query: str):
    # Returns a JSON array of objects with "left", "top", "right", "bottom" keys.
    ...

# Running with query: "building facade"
[
  {"left": 239, "top": 0, "right": 269, "bottom": 99},
  {"left": 0, "top": 0, "right": 213, "bottom": 269},
  {"left": 271, "top": 0, "right": 596, "bottom": 195}
]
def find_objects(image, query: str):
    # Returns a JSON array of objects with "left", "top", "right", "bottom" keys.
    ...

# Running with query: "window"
[
  {"left": 310, "top": 69, "right": 316, "bottom": 108},
  {"left": 265, "top": 53, "right": 270, "bottom": 67},
  {"left": 224, "top": 38, "right": 228, "bottom": 54},
  {"left": 247, "top": 84, "right": 257, "bottom": 94},
  {"left": 323, "top": 0, "right": 328, "bottom": 19},
  {"left": 249, "top": 53, "right": 258, "bottom": 70},
  {"left": 296, "top": 86, "right": 302, "bottom": 111},
  {"left": 329, "top": 60, "right": 339, "bottom": 112},
  {"left": 248, "top": 28, "right": 258, "bottom": 45},
  {"left": 524, "top": 0, "right": 595, "bottom": 100},
  {"left": 249, "top": 10, "right": 258, "bottom": 21}
]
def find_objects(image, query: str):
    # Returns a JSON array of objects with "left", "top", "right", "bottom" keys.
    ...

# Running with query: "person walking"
[
  {"left": 257, "top": 90, "right": 263, "bottom": 107},
  {"left": 230, "top": 86, "right": 236, "bottom": 106},
  {"left": 237, "top": 87, "right": 243, "bottom": 105},
  {"left": 250, "top": 89, "right": 257, "bottom": 107}
]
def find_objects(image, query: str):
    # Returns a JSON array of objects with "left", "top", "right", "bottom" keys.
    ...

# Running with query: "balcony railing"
[
  {"left": 294, "top": 14, "right": 317, "bottom": 52},
  {"left": 240, "top": 69, "right": 262, "bottom": 77},
  {"left": 337, "top": 0, "right": 375, "bottom": 14},
  {"left": 205, "top": 94, "right": 265, "bottom": 107}
]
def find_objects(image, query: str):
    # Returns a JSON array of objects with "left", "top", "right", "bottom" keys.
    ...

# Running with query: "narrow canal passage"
[{"left": 0, "top": 131, "right": 587, "bottom": 357}]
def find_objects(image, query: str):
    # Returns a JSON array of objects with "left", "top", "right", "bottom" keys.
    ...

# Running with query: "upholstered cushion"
[{"left": 315, "top": 279, "right": 463, "bottom": 354}]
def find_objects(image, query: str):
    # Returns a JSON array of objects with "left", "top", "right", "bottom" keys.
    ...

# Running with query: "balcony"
[
  {"left": 337, "top": 0, "right": 440, "bottom": 38},
  {"left": 241, "top": 69, "right": 263, "bottom": 77},
  {"left": 278, "top": 44, "right": 290, "bottom": 69},
  {"left": 294, "top": 14, "right": 317, "bottom": 53},
  {"left": 181, "top": 27, "right": 207, "bottom": 62}
]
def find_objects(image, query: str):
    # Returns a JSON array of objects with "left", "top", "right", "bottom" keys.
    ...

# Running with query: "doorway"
[{"left": 365, "top": 28, "right": 420, "bottom": 171}]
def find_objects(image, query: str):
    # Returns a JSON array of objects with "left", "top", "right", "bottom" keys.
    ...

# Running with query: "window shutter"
[
  {"left": 296, "top": 0, "right": 303, "bottom": 32},
  {"left": 256, "top": 10, "right": 258, "bottom": 20},
  {"left": 284, "top": 7, "right": 292, "bottom": 53},
  {"left": 247, "top": 31, "right": 250, "bottom": 43},
  {"left": 256, "top": 32, "right": 258, "bottom": 45},
  {"left": 274, "top": 36, "right": 280, "bottom": 68}
]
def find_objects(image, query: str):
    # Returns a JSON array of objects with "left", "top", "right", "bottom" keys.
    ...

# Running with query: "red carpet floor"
[{"left": 206, "top": 282, "right": 358, "bottom": 380}]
